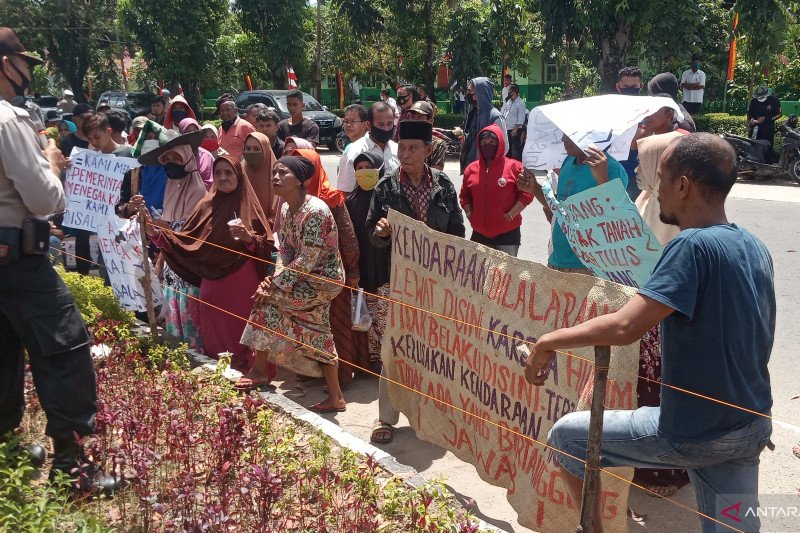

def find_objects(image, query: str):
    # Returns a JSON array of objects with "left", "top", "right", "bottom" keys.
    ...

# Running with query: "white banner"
[
  {"left": 522, "top": 95, "right": 683, "bottom": 170},
  {"left": 63, "top": 149, "right": 140, "bottom": 231},
  {"left": 96, "top": 215, "right": 162, "bottom": 312}
]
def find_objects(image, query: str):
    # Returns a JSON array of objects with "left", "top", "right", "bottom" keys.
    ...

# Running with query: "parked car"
[
  {"left": 235, "top": 90, "right": 343, "bottom": 151},
  {"left": 96, "top": 91, "right": 157, "bottom": 120},
  {"left": 34, "top": 94, "right": 61, "bottom": 120}
]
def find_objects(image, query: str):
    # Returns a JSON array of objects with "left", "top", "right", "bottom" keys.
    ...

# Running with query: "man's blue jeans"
[{"left": 549, "top": 406, "right": 771, "bottom": 533}]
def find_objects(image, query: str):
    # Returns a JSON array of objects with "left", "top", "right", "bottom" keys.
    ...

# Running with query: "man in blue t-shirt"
[
  {"left": 549, "top": 135, "right": 628, "bottom": 271},
  {"left": 526, "top": 133, "right": 774, "bottom": 533}
]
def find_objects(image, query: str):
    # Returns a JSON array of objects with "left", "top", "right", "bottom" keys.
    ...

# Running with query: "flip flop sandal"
[
  {"left": 370, "top": 421, "right": 394, "bottom": 444},
  {"left": 233, "top": 378, "right": 272, "bottom": 391},
  {"left": 309, "top": 401, "right": 346, "bottom": 413}
]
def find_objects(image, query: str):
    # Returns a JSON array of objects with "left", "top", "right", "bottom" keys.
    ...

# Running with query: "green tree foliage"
[
  {"left": 489, "top": 0, "right": 542, "bottom": 76},
  {"left": 733, "top": 0, "right": 791, "bottom": 95},
  {"left": 2, "top": 0, "right": 119, "bottom": 101},
  {"left": 446, "top": 2, "right": 485, "bottom": 89},
  {"left": 212, "top": 14, "right": 271, "bottom": 92},
  {"left": 233, "top": 0, "right": 311, "bottom": 89},
  {"left": 540, "top": 0, "right": 641, "bottom": 92},
  {"left": 119, "top": 0, "right": 226, "bottom": 107}
]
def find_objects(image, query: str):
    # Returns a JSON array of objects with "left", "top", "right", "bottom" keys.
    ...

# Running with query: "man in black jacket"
[{"left": 365, "top": 120, "right": 464, "bottom": 445}]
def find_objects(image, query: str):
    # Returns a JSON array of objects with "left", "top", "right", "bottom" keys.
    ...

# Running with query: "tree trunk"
[
  {"left": 748, "top": 55, "right": 756, "bottom": 102},
  {"left": 315, "top": 0, "right": 322, "bottom": 100},
  {"left": 424, "top": 0, "right": 435, "bottom": 92},
  {"left": 563, "top": 43, "right": 573, "bottom": 97},
  {"left": 597, "top": 23, "right": 630, "bottom": 93}
]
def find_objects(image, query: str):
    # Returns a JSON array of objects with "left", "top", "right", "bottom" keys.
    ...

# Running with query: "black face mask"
[
  {"left": 397, "top": 95, "right": 410, "bottom": 106},
  {"left": 466, "top": 93, "right": 476, "bottom": 105},
  {"left": 618, "top": 86, "right": 641, "bottom": 96},
  {"left": 172, "top": 110, "right": 188, "bottom": 124},
  {"left": 164, "top": 162, "right": 188, "bottom": 180},
  {"left": 221, "top": 118, "right": 236, "bottom": 131},
  {"left": 370, "top": 125, "right": 395, "bottom": 144},
  {"left": 6, "top": 61, "right": 31, "bottom": 99}
]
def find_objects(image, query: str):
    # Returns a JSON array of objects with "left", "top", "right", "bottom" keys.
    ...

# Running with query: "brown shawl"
[{"left": 159, "top": 155, "right": 275, "bottom": 285}]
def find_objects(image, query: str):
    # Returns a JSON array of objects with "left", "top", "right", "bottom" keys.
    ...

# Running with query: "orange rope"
[
  {"left": 145, "top": 224, "right": 792, "bottom": 429},
  {"left": 60, "top": 248, "right": 745, "bottom": 532}
]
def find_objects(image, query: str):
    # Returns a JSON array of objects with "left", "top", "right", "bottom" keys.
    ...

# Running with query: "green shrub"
[
  {"left": 693, "top": 113, "right": 748, "bottom": 135},
  {"left": 693, "top": 113, "right": 789, "bottom": 151},
  {"left": 201, "top": 106, "right": 217, "bottom": 120},
  {"left": 433, "top": 112, "right": 465, "bottom": 130},
  {"left": 57, "top": 266, "right": 134, "bottom": 327}
]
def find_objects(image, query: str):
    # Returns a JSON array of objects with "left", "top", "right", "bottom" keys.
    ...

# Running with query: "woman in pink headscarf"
[
  {"left": 141, "top": 136, "right": 209, "bottom": 350},
  {"left": 281, "top": 136, "right": 314, "bottom": 155},
  {"left": 179, "top": 117, "right": 214, "bottom": 190}
]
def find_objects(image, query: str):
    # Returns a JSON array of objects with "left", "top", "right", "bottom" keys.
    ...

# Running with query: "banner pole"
[
  {"left": 137, "top": 206, "right": 159, "bottom": 342},
  {"left": 577, "top": 345, "right": 611, "bottom": 532}
]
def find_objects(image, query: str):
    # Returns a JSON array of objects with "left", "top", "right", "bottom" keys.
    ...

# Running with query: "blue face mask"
[{"left": 172, "top": 109, "right": 188, "bottom": 124}]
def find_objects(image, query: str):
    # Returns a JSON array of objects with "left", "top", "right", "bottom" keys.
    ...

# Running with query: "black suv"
[
  {"left": 235, "top": 90, "right": 342, "bottom": 151},
  {"left": 96, "top": 91, "right": 157, "bottom": 120}
]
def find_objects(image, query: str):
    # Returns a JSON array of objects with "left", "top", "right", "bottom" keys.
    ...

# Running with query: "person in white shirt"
[
  {"left": 680, "top": 54, "right": 706, "bottom": 115},
  {"left": 501, "top": 84, "right": 526, "bottom": 161},
  {"left": 501, "top": 73, "right": 512, "bottom": 103},
  {"left": 336, "top": 101, "right": 399, "bottom": 193},
  {"left": 57, "top": 89, "right": 76, "bottom": 113},
  {"left": 380, "top": 89, "right": 398, "bottom": 116}
]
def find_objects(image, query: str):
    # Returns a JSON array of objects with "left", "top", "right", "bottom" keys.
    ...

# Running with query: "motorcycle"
[
  {"left": 334, "top": 130, "right": 349, "bottom": 153},
  {"left": 433, "top": 126, "right": 463, "bottom": 159},
  {"left": 720, "top": 114, "right": 800, "bottom": 185}
]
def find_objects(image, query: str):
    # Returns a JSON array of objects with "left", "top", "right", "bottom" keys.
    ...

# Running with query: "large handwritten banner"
[
  {"left": 382, "top": 211, "right": 641, "bottom": 533},
  {"left": 544, "top": 176, "right": 663, "bottom": 288},
  {"left": 63, "top": 149, "right": 139, "bottom": 231},
  {"left": 97, "top": 215, "right": 163, "bottom": 312}
]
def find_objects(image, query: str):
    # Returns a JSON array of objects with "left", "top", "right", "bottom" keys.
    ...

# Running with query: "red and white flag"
[
  {"left": 177, "top": 82, "right": 184, "bottom": 95},
  {"left": 287, "top": 66, "right": 298, "bottom": 89}
]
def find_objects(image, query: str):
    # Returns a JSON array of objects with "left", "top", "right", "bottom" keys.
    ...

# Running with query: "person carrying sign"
[
  {"left": 525, "top": 134, "right": 774, "bottom": 533},
  {"left": 365, "top": 120, "right": 465, "bottom": 444},
  {"left": 0, "top": 27, "right": 120, "bottom": 493},
  {"left": 518, "top": 134, "right": 628, "bottom": 274}
]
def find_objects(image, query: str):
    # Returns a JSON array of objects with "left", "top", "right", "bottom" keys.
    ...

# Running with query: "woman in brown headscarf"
[
  {"left": 292, "top": 148, "right": 368, "bottom": 387},
  {"left": 152, "top": 155, "right": 276, "bottom": 374},
  {"left": 242, "top": 132, "right": 278, "bottom": 226}
]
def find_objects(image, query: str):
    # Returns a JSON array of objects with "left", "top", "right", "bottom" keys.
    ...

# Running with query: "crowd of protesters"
[{"left": 1, "top": 22, "right": 779, "bottom": 532}]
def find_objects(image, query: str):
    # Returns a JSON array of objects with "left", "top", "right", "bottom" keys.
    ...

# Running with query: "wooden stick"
[
  {"left": 137, "top": 205, "right": 158, "bottom": 342},
  {"left": 577, "top": 345, "right": 611, "bottom": 533}
]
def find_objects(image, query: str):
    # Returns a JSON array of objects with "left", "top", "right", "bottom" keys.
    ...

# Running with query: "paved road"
[{"left": 279, "top": 149, "right": 800, "bottom": 533}]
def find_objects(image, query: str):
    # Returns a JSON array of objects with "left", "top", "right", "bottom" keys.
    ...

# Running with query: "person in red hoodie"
[{"left": 460, "top": 123, "right": 533, "bottom": 257}]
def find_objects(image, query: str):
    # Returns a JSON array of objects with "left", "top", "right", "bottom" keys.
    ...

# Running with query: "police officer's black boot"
[
  {"left": 25, "top": 442, "right": 46, "bottom": 467},
  {"left": 0, "top": 432, "right": 46, "bottom": 468},
  {"left": 49, "top": 437, "right": 121, "bottom": 496}
]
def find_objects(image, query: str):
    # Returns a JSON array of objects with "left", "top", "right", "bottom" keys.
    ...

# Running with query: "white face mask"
[
  {"left": 141, "top": 140, "right": 160, "bottom": 154},
  {"left": 757, "top": 96, "right": 768, "bottom": 103}
]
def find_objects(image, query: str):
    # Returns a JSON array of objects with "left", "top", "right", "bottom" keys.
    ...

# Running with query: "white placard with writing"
[{"left": 62, "top": 149, "right": 140, "bottom": 231}]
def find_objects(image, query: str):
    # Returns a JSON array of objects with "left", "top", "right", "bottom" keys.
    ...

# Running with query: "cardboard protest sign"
[
  {"left": 382, "top": 211, "right": 641, "bottom": 533},
  {"left": 63, "top": 149, "right": 139, "bottom": 231},
  {"left": 544, "top": 176, "right": 663, "bottom": 288},
  {"left": 96, "top": 215, "right": 162, "bottom": 312},
  {"left": 522, "top": 95, "right": 683, "bottom": 171}
]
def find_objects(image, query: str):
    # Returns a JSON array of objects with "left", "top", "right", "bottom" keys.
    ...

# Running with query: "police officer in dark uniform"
[{"left": 0, "top": 27, "right": 118, "bottom": 492}]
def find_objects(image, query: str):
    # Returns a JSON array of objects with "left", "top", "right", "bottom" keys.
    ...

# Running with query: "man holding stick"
[{"left": 519, "top": 133, "right": 774, "bottom": 533}]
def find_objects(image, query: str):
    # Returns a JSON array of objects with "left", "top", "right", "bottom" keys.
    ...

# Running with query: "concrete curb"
[{"left": 180, "top": 346, "right": 508, "bottom": 533}]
